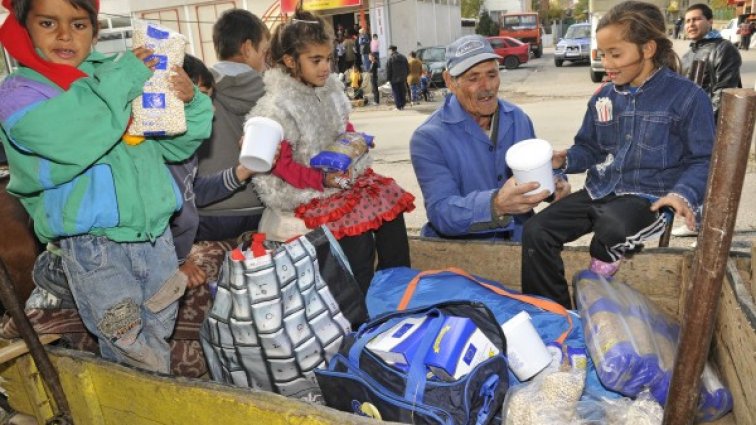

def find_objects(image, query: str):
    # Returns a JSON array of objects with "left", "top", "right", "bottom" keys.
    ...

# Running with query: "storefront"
[{"left": 125, "top": 0, "right": 461, "bottom": 67}]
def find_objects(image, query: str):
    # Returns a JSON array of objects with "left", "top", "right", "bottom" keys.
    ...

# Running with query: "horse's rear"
[{"left": 0, "top": 177, "right": 39, "bottom": 310}]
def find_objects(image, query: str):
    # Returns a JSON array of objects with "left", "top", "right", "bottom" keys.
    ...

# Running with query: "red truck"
[{"left": 498, "top": 12, "right": 543, "bottom": 58}]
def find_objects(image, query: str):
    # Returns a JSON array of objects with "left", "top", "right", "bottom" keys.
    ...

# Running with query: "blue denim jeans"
[
  {"left": 58, "top": 230, "right": 180, "bottom": 373},
  {"left": 410, "top": 83, "right": 421, "bottom": 102}
]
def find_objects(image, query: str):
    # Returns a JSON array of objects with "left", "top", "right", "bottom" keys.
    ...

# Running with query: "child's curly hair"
[{"left": 270, "top": 9, "right": 333, "bottom": 76}]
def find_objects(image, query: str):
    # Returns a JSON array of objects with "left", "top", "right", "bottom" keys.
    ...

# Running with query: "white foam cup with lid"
[
  {"left": 500, "top": 311, "right": 551, "bottom": 381},
  {"left": 239, "top": 117, "right": 284, "bottom": 173},
  {"left": 505, "top": 138, "right": 555, "bottom": 196}
]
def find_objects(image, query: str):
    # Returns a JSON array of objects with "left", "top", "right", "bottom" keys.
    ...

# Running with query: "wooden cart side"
[
  {"left": 711, "top": 262, "right": 756, "bottom": 425},
  {"left": 409, "top": 238, "right": 691, "bottom": 319},
  {"left": 2, "top": 348, "right": 395, "bottom": 425}
]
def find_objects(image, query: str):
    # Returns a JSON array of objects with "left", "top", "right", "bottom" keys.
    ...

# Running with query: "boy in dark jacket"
[{"left": 196, "top": 9, "right": 271, "bottom": 241}]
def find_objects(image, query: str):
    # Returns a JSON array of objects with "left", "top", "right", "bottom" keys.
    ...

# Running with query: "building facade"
[
  {"left": 1, "top": 0, "right": 463, "bottom": 74},
  {"left": 123, "top": 0, "right": 461, "bottom": 66}
]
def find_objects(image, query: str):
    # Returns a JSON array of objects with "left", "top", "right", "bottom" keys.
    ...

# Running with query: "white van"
[
  {"left": 719, "top": 18, "right": 740, "bottom": 47},
  {"left": 589, "top": 12, "right": 605, "bottom": 82}
]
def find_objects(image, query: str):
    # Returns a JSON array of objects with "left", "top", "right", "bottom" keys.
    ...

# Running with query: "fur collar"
[{"left": 248, "top": 68, "right": 371, "bottom": 211}]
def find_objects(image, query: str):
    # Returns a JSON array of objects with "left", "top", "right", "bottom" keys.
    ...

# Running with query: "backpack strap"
[{"left": 397, "top": 267, "right": 574, "bottom": 344}]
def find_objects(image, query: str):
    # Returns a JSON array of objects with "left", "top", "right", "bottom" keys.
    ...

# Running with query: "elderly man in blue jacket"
[{"left": 410, "top": 35, "right": 568, "bottom": 241}]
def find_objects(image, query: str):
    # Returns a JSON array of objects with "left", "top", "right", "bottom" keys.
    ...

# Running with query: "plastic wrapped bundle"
[
  {"left": 503, "top": 367, "right": 586, "bottom": 425},
  {"left": 575, "top": 270, "right": 733, "bottom": 422},
  {"left": 599, "top": 391, "right": 665, "bottom": 425},
  {"left": 129, "top": 21, "right": 188, "bottom": 137},
  {"left": 309, "top": 132, "right": 374, "bottom": 173}
]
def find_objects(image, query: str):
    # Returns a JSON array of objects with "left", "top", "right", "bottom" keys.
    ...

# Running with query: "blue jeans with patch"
[{"left": 58, "top": 230, "right": 179, "bottom": 373}]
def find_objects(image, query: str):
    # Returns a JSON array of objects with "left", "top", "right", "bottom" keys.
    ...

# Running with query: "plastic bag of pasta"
[
  {"left": 129, "top": 21, "right": 188, "bottom": 137},
  {"left": 309, "top": 132, "right": 374, "bottom": 173},
  {"left": 574, "top": 270, "right": 733, "bottom": 422}
]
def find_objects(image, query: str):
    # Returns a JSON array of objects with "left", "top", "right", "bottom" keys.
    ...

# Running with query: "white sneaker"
[{"left": 671, "top": 225, "right": 698, "bottom": 237}]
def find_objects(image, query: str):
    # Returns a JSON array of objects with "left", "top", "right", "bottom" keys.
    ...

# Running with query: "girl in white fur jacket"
[{"left": 248, "top": 10, "right": 415, "bottom": 293}]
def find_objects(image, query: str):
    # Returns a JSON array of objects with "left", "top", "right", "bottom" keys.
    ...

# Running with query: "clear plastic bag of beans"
[
  {"left": 129, "top": 21, "right": 187, "bottom": 137},
  {"left": 502, "top": 367, "right": 586, "bottom": 425}
]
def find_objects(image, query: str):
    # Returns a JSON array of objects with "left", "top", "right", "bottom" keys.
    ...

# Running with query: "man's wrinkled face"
[{"left": 444, "top": 59, "right": 500, "bottom": 119}]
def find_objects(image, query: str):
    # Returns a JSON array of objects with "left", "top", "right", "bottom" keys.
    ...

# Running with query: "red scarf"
[{"left": 0, "top": 0, "right": 99, "bottom": 90}]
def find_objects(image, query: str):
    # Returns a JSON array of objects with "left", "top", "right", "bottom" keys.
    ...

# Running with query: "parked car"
[
  {"left": 719, "top": 18, "right": 740, "bottom": 47},
  {"left": 415, "top": 46, "right": 446, "bottom": 87},
  {"left": 554, "top": 23, "right": 591, "bottom": 67},
  {"left": 589, "top": 15, "right": 605, "bottom": 83},
  {"left": 486, "top": 36, "right": 530, "bottom": 69}
]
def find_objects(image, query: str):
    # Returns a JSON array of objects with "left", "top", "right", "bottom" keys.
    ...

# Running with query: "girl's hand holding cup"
[{"left": 552, "top": 149, "right": 568, "bottom": 169}]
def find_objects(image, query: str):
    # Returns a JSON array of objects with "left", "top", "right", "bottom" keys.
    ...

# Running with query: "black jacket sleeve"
[{"left": 709, "top": 40, "right": 742, "bottom": 115}]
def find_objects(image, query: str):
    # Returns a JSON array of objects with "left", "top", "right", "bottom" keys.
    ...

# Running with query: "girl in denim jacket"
[{"left": 521, "top": 1, "right": 714, "bottom": 308}]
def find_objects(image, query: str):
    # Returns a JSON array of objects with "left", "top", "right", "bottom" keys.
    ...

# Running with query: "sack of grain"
[{"left": 129, "top": 21, "right": 188, "bottom": 137}]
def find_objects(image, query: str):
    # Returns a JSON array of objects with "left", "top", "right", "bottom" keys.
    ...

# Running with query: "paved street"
[{"left": 352, "top": 39, "right": 756, "bottom": 250}]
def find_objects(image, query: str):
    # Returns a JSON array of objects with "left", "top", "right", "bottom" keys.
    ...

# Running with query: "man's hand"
[
  {"left": 554, "top": 178, "right": 571, "bottom": 201},
  {"left": 651, "top": 194, "right": 695, "bottom": 230},
  {"left": 179, "top": 261, "right": 207, "bottom": 289},
  {"left": 493, "top": 177, "right": 551, "bottom": 215},
  {"left": 552, "top": 149, "right": 568, "bottom": 169}
]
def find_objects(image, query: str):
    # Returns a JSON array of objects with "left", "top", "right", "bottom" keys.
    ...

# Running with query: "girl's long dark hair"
[
  {"left": 597, "top": 0, "right": 680, "bottom": 73},
  {"left": 270, "top": 9, "right": 332, "bottom": 76}
]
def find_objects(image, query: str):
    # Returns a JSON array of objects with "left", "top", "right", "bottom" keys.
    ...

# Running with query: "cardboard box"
[
  {"left": 366, "top": 315, "right": 429, "bottom": 365},
  {"left": 426, "top": 317, "right": 499, "bottom": 381}
]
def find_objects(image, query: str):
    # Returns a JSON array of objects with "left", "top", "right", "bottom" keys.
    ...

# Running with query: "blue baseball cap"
[{"left": 445, "top": 35, "right": 501, "bottom": 77}]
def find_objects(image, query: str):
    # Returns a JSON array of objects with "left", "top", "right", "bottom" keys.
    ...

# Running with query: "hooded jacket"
[
  {"left": 249, "top": 68, "right": 370, "bottom": 212},
  {"left": 0, "top": 51, "right": 213, "bottom": 243},
  {"left": 681, "top": 33, "right": 742, "bottom": 117},
  {"left": 196, "top": 64, "right": 265, "bottom": 215}
]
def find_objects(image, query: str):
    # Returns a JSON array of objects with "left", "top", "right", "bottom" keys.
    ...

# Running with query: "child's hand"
[
  {"left": 170, "top": 66, "right": 195, "bottom": 103},
  {"left": 132, "top": 47, "right": 158, "bottom": 70},
  {"left": 324, "top": 170, "right": 352, "bottom": 189},
  {"left": 235, "top": 164, "right": 254, "bottom": 183},
  {"left": 651, "top": 194, "right": 695, "bottom": 231},
  {"left": 179, "top": 261, "right": 207, "bottom": 289},
  {"left": 272, "top": 143, "right": 281, "bottom": 165},
  {"left": 552, "top": 150, "right": 568, "bottom": 169},
  {"left": 553, "top": 177, "right": 571, "bottom": 201}
]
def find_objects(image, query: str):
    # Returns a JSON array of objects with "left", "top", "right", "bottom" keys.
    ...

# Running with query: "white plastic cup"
[
  {"left": 500, "top": 311, "right": 551, "bottom": 381},
  {"left": 505, "top": 138, "right": 555, "bottom": 196},
  {"left": 239, "top": 117, "right": 284, "bottom": 172}
]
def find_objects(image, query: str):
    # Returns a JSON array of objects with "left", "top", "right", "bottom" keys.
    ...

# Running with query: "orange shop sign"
[{"left": 281, "top": 0, "right": 363, "bottom": 13}]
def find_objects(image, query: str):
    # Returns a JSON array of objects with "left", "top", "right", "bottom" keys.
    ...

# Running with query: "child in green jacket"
[{"left": 0, "top": 0, "right": 213, "bottom": 373}]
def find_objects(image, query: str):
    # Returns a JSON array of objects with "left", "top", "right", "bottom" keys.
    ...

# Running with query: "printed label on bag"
[
  {"left": 142, "top": 93, "right": 166, "bottom": 109},
  {"left": 147, "top": 25, "right": 170, "bottom": 39},
  {"left": 145, "top": 54, "right": 168, "bottom": 70}
]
